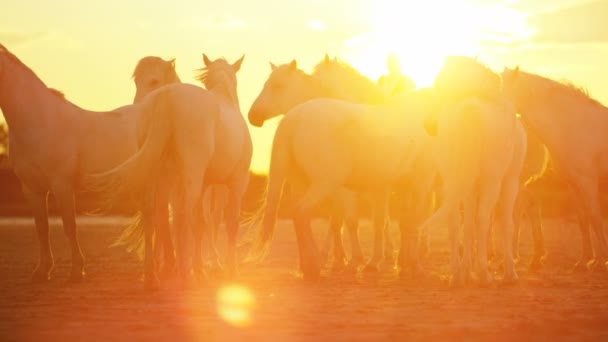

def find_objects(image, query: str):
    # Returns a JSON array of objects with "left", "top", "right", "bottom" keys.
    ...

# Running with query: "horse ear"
[
  {"left": 203, "top": 53, "right": 212, "bottom": 67},
  {"left": 324, "top": 53, "right": 330, "bottom": 63},
  {"left": 269, "top": 62, "right": 277, "bottom": 71},
  {"left": 513, "top": 66, "right": 520, "bottom": 78},
  {"left": 289, "top": 59, "right": 297, "bottom": 69},
  {"left": 232, "top": 54, "right": 245, "bottom": 72},
  {"left": 168, "top": 58, "right": 176, "bottom": 69}
]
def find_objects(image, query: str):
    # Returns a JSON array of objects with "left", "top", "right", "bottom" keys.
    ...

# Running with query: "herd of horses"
[{"left": 1, "top": 43, "right": 607, "bottom": 291}]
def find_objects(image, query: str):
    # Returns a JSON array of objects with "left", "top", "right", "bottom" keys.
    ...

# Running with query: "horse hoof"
[
  {"left": 302, "top": 270, "right": 321, "bottom": 283},
  {"left": 363, "top": 263, "right": 379, "bottom": 273},
  {"left": 331, "top": 260, "right": 347, "bottom": 273},
  {"left": 501, "top": 274, "right": 519, "bottom": 286},
  {"left": 194, "top": 271, "right": 210, "bottom": 287},
  {"left": 513, "top": 256, "right": 521, "bottom": 266},
  {"left": 528, "top": 259, "right": 543, "bottom": 272},
  {"left": 67, "top": 271, "right": 86, "bottom": 283},
  {"left": 449, "top": 272, "right": 465, "bottom": 289},
  {"left": 30, "top": 271, "right": 51, "bottom": 283},
  {"left": 587, "top": 259, "right": 607, "bottom": 274},
  {"left": 144, "top": 277, "right": 160, "bottom": 291},
  {"left": 572, "top": 260, "right": 591, "bottom": 273}
]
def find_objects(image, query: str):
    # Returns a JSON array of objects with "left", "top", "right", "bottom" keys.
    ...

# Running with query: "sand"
[{"left": 1, "top": 216, "right": 607, "bottom": 341}]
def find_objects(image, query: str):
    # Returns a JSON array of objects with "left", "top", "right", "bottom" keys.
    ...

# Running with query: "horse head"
[
  {"left": 248, "top": 59, "right": 313, "bottom": 127},
  {"left": 196, "top": 53, "right": 244, "bottom": 108},
  {"left": 132, "top": 56, "right": 180, "bottom": 104}
]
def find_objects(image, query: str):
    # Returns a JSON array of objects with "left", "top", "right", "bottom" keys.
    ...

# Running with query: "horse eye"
[{"left": 149, "top": 79, "right": 160, "bottom": 86}]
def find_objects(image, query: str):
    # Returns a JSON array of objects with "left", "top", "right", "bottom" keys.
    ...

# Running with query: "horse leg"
[
  {"left": 224, "top": 181, "right": 248, "bottom": 280},
  {"left": 447, "top": 209, "right": 462, "bottom": 287},
  {"left": 292, "top": 184, "right": 335, "bottom": 282},
  {"left": 572, "top": 202, "right": 592, "bottom": 273},
  {"left": 141, "top": 190, "right": 160, "bottom": 290},
  {"left": 52, "top": 186, "right": 85, "bottom": 282},
  {"left": 575, "top": 179, "right": 608, "bottom": 272},
  {"left": 156, "top": 183, "right": 175, "bottom": 279},
  {"left": 383, "top": 218, "right": 395, "bottom": 265},
  {"left": 455, "top": 197, "right": 476, "bottom": 287},
  {"left": 192, "top": 194, "right": 208, "bottom": 284},
  {"left": 363, "top": 192, "right": 389, "bottom": 273},
  {"left": 512, "top": 186, "right": 529, "bottom": 265},
  {"left": 527, "top": 193, "right": 546, "bottom": 271},
  {"left": 398, "top": 195, "right": 417, "bottom": 278},
  {"left": 23, "top": 186, "right": 53, "bottom": 282},
  {"left": 496, "top": 178, "right": 520, "bottom": 284},
  {"left": 418, "top": 191, "right": 434, "bottom": 262},
  {"left": 329, "top": 212, "right": 347, "bottom": 272},
  {"left": 344, "top": 194, "right": 364, "bottom": 269}
]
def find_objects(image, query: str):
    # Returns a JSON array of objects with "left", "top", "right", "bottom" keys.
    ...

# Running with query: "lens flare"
[{"left": 216, "top": 284, "right": 256, "bottom": 327}]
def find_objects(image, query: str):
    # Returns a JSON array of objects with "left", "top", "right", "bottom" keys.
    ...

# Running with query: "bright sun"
[{"left": 346, "top": 0, "right": 533, "bottom": 87}]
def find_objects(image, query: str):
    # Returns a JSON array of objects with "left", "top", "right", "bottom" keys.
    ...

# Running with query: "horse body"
[
  {"left": 86, "top": 55, "right": 251, "bottom": 288},
  {"left": 502, "top": 68, "right": 608, "bottom": 271},
  {"left": 247, "top": 59, "right": 434, "bottom": 280},
  {"left": 0, "top": 45, "right": 183, "bottom": 282},
  {"left": 419, "top": 56, "right": 526, "bottom": 286},
  {"left": 304, "top": 56, "right": 439, "bottom": 274}
]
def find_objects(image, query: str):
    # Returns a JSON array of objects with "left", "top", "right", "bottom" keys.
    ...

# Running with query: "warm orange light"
[
  {"left": 216, "top": 284, "right": 256, "bottom": 327},
  {"left": 344, "top": 0, "right": 533, "bottom": 88}
]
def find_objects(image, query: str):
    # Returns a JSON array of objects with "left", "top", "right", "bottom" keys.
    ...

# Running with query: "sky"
[{"left": 1, "top": 0, "right": 608, "bottom": 173}]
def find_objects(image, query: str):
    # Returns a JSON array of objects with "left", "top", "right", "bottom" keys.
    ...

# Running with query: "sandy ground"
[{"left": 1, "top": 216, "right": 607, "bottom": 341}]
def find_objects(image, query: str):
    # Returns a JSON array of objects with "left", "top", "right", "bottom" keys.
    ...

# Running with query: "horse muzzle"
[{"left": 248, "top": 110, "right": 266, "bottom": 128}]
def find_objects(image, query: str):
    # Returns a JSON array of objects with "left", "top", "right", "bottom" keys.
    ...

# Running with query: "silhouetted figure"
[{"left": 377, "top": 53, "right": 416, "bottom": 96}]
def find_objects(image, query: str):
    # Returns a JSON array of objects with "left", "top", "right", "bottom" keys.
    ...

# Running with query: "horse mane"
[
  {"left": 558, "top": 79, "right": 603, "bottom": 107},
  {"left": 195, "top": 58, "right": 238, "bottom": 104},
  {"left": 131, "top": 56, "right": 176, "bottom": 80},
  {"left": 512, "top": 69, "right": 604, "bottom": 109},
  {"left": 49, "top": 88, "right": 66, "bottom": 100},
  {"left": 311, "top": 56, "right": 385, "bottom": 104},
  {"left": 435, "top": 56, "right": 502, "bottom": 102},
  {"left": 0, "top": 44, "right": 66, "bottom": 102}
]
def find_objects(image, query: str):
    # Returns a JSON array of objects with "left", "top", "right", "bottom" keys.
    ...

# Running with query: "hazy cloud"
[
  {"left": 182, "top": 14, "right": 247, "bottom": 31},
  {"left": 528, "top": 0, "right": 608, "bottom": 44},
  {"left": 0, "top": 30, "right": 48, "bottom": 47},
  {"left": 307, "top": 20, "right": 326, "bottom": 32}
]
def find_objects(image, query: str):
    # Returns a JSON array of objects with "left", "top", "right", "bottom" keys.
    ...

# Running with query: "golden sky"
[{"left": 2, "top": 0, "right": 608, "bottom": 173}]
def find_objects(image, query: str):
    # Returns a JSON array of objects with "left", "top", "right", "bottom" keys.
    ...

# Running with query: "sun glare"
[
  {"left": 216, "top": 284, "right": 256, "bottom": 327},
  {"left": 345, "top": 0, "right": 533, "bottom": 87}
]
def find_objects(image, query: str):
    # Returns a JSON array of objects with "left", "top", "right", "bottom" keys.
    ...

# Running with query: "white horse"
[
  {"left": 85, "top": 54, "right": 252, "bottom": 289},
  {"left": 131, "top": 56, "right": 229, "bottom": 275},
  {"left": 502, "top": 67, "right": 608, "bottom": 272},
  {"left": 0, "top": 44, "right": 181, "bottom": 283},
  {"left": 418, "top": 56, "right": 526, "bottom": 286},
  {"left": 309, "top": 56, "right": 439, "bottom": 275},
  {"left": 246, "top": 59, "right": 435, "bottom": 280}
]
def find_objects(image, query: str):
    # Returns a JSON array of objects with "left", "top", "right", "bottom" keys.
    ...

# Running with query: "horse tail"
[
  {"left": 109, "top": 211, "right": 146, "bottom": 258},
  {"left": 241, "top": 116, "right": 293, "bottom": 264},
  {"left": 84, "top": 90, "right": 173, "bottom": 211},
  {"left": 416, "top": 100, "right": 484, "bottom": 232},
  {"left": 202, "top": 185, "right": 229, "bottom": 239}
]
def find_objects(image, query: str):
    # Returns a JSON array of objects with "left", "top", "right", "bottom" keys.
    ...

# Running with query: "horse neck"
[
  {"left": 316, "top": 76, "right": 384, "bottom": 104},
  {"left": 0, "top": 63, "right": 63, "bottom": 133},
  {"left": 209, "top": 82, "right": 240, "bottom": 111}
]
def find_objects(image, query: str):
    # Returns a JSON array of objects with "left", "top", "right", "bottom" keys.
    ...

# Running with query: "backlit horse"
[
  {"left": 0, "top": 44, "right": 176, "bottom": 283},
  {"left": 246, "top": 59, "right": 436, "bottom": 280},
  {"left": 86, "top": 54, "right": 251, "bottom": 289},
  {"left": 502, "top": 67, "right": 608, "bottom": 272},
  {"left": 419, "top": 56, "right": 526, "bottom": 286}
]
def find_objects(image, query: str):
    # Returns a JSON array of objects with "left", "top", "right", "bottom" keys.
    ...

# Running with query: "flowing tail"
[
  {"left": 416, "top": 100, "right": 484, "bottom": 232},
  {"left": 84, "top": 90, "right": 174, "bottom": 253},
  {"left": 241, "top": 116, "right": 294, "bottom": 265}
]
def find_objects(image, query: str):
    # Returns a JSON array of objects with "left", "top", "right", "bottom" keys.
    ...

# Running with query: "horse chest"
[{"left": 8, "top": 131, "right": 76, "bottom": 190}]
